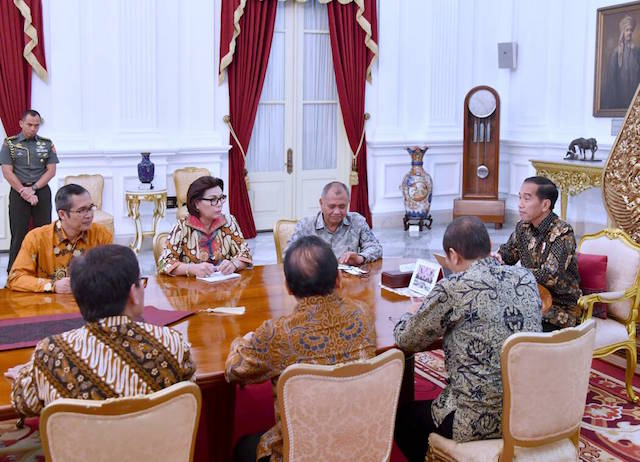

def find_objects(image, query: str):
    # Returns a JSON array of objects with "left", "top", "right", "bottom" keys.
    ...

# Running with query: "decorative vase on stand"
[
  {"left": 400, "top": 146, "right": 433, "bottom": 231},
  {"left": 137, "top": 152, "right": 155, "bottom": 190}
]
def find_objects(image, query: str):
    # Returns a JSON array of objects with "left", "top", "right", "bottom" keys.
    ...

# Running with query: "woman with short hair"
[{"left": 158, "top": 176, "right": 252, "bottom": 277}]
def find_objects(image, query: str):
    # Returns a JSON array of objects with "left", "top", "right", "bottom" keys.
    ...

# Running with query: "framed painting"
[{"left": 594, "top": 1, "right": 640, "bottom": 117}]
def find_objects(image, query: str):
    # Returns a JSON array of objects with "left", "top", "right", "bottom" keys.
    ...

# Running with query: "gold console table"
[
  {"left": 530, "top": 160, "right": 603, "bottom": 221},
  {"left": 125, "top": 189, "right": 167, "bottom": 253}
]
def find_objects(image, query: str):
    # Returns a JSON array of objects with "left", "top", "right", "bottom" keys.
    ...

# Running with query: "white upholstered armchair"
[
  {"left": 64, "top": 174, "right": 114, "bottom": 236},
  {"left": 578, "top": 228, "right": 640, "bottom": 403},
  {"left": 40, "top": 381, "right": 201, "bottom": 462},
  {"left": 277, "top": 348, "right": 405, "bottom": 462},
  {"left": 273, "top": 219, "right": 297, "bottom": 263},
  {"left": 427, "top": 320, "right": 596, "bottom": 462},
  {"left": 172, "top": 167, "right": 211, "bottom": 220}
]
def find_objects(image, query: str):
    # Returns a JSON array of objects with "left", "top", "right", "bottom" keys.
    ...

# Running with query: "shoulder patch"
[
  {"left": 38, "top": 136, "right": 51, "bottom": 142},
  {"left": 5, "top": 135, "right": 18, "bottom": 141}
]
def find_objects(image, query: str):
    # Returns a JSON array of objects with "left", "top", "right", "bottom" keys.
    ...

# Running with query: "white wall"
[
  {"left": 367, "top": 0, "right": 619, "bottom": 233},
  {"left": 1, "top": 0, "right": 231, "bottom": 244},
  {"left": 1, "top": 0, "right": 619, "bottom": 245}
]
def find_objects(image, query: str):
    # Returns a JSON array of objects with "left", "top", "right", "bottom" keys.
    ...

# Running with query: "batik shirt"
[
  {"left": 11, "top": 316, "right": 196, "bottom": 416},
  {"left": 287, "top": 212, "right": 382, "bottom": 262},
  {"left": 498, "top": 212, "right": 582, "bottom": 328},
  {"left": 225, "top": 292, "right": 377, "bottom": 461},
  {"left": 394, "top": 258, "right": 542, "bottom": 442},
  {"left": 7, "top": 221, "right": 113, "bottom": 292},
  {"left": 158, "top": 214, "right": 252, "bottom": 274}
]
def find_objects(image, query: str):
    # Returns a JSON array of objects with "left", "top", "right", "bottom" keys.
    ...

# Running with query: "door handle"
[{"left": 286, "top": 148, "right": 293, "bottom": 174}]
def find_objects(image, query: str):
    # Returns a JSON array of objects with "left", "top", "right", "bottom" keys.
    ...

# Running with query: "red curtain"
[
  {"left": 220, "top": 0, "right": 277, "bottom": 238},
  {"left": 0, "top": 0, "right": 46, "bottom": 135},
  {"left": 327, "top": 0, "right": 377, "bottom": 227}
]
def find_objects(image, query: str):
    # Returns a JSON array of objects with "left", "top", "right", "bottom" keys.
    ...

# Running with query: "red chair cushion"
[{"left": 577, "top": 253, "right": 608, "bottom": 319}]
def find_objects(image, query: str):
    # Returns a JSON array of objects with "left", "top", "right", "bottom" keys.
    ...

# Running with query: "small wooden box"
[{"left": 381, "top": 270, "right": 413, "bottom": 288}]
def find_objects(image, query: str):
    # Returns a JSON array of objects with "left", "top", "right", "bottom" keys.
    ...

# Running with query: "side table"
[
  {"left": 125, "top": 189, "right": 167, "bottom": 253},
  {"left": 530, "top": 160, "right": 603, "bottom": 221}
]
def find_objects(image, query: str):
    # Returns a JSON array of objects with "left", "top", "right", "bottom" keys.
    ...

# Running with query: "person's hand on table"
[
  {"left": 217, "top": 259, "right": 237, "bottom": 275},
  {"left": 490, "top": 251, "right": 503, "bottom": 265},
  {"left": 191, "top": 262, "right": 217, "bottom": 277},
  {"left": 4, "top": 363, "right": 27, "bottom": 382},
  {"left": 338, "top": 252, "right": 364, "bottom": 266},
  {"left": 54, "top": 277, "right": 72, "bottom": 294}
]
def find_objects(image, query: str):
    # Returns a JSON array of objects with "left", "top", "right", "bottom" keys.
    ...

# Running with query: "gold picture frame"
[{"left": 594, "top": 1, "right": 640, "bottom": 117}]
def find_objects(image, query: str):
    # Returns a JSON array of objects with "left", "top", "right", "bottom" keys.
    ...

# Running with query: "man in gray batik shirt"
[{"left": 286, "top": 181, "right": 382, "bottom": 266}]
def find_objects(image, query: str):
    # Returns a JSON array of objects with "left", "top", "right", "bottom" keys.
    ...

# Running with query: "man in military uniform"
[{"left": 0, "top": 110, "right": 58, "bottom": 273}]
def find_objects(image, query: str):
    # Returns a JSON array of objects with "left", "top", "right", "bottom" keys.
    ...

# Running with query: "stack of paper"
[
  {"left": 338, "top": 264, "right": 369, "bottom": 276},
  {"left": 196, "top": 273, "right": 241, "bottom": 283}
]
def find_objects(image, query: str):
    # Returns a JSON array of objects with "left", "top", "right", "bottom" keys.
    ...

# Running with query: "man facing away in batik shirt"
[
  {"left": 226, "top": 236, "right": 377, "bottom": 462},
  {"left": 497, "top": 176, "right": 581, "bottom": 331},
  {"left": 9, "top": 245, "right": 196, "bottom": 417},
  {"left": 286, "top": 181, "right": 382, "bottom": 266},
  {"left": 393, "top": 217, "right": 542, "bottom": 462}
]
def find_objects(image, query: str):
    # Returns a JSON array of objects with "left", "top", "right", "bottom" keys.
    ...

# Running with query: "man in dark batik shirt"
[
  {"left": 394, "top": 217, "right": 542, "bottom": 461},
  {"left": 497, "top": 176, "right": 581, "bottom": 331}
]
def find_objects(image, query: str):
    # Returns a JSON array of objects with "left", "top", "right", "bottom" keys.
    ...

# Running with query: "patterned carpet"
[{"left": 415, "top": 350, "right": 640, "bottom": 462}]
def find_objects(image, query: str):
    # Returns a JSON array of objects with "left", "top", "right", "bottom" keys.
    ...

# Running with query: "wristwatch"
[{"left": 31, "top": 184, "right": 38, "bottom": 192}]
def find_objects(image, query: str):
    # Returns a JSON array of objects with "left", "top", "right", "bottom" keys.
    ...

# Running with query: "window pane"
[
  {"left": 262, "top": 32, "right": 285, "bottom": 101},
  {"left": 304, "top": 0, "right": 328, "bottom": 30},
  {"left": 303, "top": 34, "right": 336, "bottom": 101},
  {"left": 302, "top": 104, "right": 337, "bottom": 170},
  {"left": 275, "top": 0, "right": 285, "bottom": 30},
  {"left": 246, "top": 104, "right": 285, "bottom": 172}
]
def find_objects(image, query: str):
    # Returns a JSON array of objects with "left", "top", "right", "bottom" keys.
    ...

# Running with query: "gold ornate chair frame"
[
  {"left": 273, "top": 219, "right": 298, "bottom": 264},
  {"left": 578, "top": 228, "right": 640, "bottom": 403},
  {"left": 153, "top": 231, "right": 170, "bottom": 272}
]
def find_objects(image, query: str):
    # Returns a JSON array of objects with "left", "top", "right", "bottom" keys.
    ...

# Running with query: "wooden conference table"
[
  {"left": 0, "top": 259, "right": 416, "bottom": 461},
  {"left": 0, "top": 259, "right": 551, "bottom": 461}
]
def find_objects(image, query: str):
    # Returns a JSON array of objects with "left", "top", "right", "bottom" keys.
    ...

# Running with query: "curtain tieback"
[
  {"left": 350, "top": 113, "right": 370, "bottom": 186},
  {"left": 224, "top": 115, "right": 250, "bottom": 190}
]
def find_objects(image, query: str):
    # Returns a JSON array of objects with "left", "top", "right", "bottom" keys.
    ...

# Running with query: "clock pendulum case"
[{"left": 453, "top": 85, "right": 505, "bottom": 228}]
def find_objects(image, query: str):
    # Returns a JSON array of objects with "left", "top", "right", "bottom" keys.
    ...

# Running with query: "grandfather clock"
[{"left": 453, "top": 85, "right": 505, "bottom": 228}]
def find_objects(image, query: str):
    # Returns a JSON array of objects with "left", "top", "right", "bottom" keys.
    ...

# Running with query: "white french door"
[{"left": 245, "top": 0, "right": 349, "bottom": 231}]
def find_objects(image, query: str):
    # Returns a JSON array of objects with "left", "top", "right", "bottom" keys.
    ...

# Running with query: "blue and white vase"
[{"left": 137, "top": 152, "right": 155, "bottom": 187}]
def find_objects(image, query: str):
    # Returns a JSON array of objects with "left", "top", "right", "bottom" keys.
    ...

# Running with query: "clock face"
[{"left": 468, "top": 89, "right": 497, "bottom": 118}]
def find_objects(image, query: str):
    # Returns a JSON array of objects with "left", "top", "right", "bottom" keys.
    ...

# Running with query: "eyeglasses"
[
  {"left": 138, "top": 277, "right": 148, "bottom": 288},
  {"left": 200, "top": 195, "right": 227, "bottom": 206},
  {"left": 68, "top": 204, "right": 97, "bottom": 216}
]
